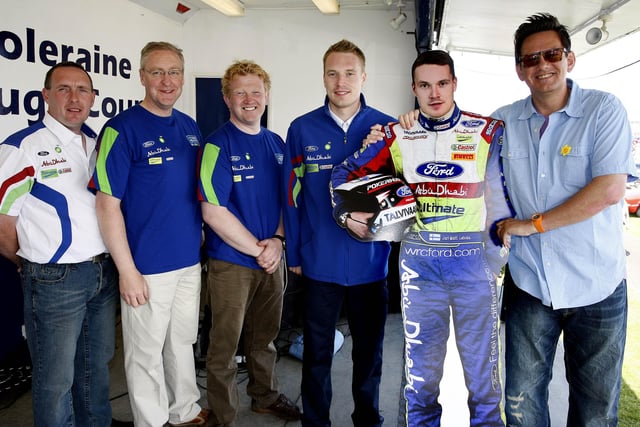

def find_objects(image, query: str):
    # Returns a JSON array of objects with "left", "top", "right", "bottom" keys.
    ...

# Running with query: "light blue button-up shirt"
[{"left": 493, "top": 79, "right": 634, "bottom": 309}]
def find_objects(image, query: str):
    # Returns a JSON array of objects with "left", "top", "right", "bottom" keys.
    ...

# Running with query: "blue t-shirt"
[
  {"left": 198, "top": 121, "right": 284, "bottom": 270},
  {"left": 91, "top": 104, "right": 202, "bottom": 274}
]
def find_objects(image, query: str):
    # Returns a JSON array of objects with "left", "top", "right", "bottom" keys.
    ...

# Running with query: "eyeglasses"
[
  {"left": 518, "top": 48, "right": 569, "bottom": 68},
  {"left": 143, "top": 69, "right": 184, "bottom": 79}
]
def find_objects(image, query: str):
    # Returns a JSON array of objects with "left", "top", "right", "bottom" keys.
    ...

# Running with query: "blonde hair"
[
  {"left": 140, "top": 41, "right": 184, "bottom": 70},
  {"left": 222, "top": 60, "right": 271, "bottom": 97},
  {"left": 322, "top": 39, "right": 366, "bottom": 71}
]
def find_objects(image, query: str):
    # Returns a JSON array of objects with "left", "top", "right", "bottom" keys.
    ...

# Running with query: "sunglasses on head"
[{"left": 518, "top": 48, "right": 569, "bottom": 68}]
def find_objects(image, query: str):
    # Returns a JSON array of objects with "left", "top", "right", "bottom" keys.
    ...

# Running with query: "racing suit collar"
[{"left": 417, "top": 104, "right": 461, "bottom": 132}]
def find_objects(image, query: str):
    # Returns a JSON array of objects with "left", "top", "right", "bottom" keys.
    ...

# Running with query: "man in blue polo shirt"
[
  {"left": 198, "top": 60, "right": 300, "bottom": 427},
  {"left": 91, "top": 42, "right": 207, "bottom": 427}
]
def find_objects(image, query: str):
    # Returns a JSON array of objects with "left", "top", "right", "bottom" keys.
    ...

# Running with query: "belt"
[{"left": 91, "top": 253, "right": 110, "bottom": 263}]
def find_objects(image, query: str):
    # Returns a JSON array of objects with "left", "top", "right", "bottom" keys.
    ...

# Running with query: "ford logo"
[
  {"left": 461, "top": 119, "right": 483, "bottom": 128},
  {"left": 230, "top": 156, "right": 241, "bottom": 162},
  {"left": 396, "top": 185, "right": 413, "bottom": 197},
  {"left": 305, "top": 146, "right": 319, "bottom": 152},
  {"left": 416, "top": 162, "right": 464, "bottom": 178}
]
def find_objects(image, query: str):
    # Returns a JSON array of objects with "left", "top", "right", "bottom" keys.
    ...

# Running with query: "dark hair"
[
  {"left": 411, "top": 50, "right": 455, "bottom": 83},
  {"left": 44, "top": 61, "right": 93, "bottom": 90},
  {"left": 514, "top": 13, "right": 571, "bottom": 64}
]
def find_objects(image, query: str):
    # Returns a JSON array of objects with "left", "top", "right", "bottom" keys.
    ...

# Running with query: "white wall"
[
  {"left": 1, "top": 0, "right": 418, "bottom": 140},
  {"left": 183, "top": 8, "right": 417, "bottom": 137},
  {"left": 1, "top": 0, "right": 183, "bottom": 136}
]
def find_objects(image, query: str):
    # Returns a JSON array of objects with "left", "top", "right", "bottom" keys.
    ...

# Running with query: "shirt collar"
[
  {"left": 520, "top": 79, "right": 583, "bottom": 120},
  {"left": 328, "top": 107, "right": 359, "bottom": 132},
  {"left": 43, "top": 113, "right": 97, "bottom": 146},
  {"left": 417, "top": 103, "right": 461, "bottom": 131}
]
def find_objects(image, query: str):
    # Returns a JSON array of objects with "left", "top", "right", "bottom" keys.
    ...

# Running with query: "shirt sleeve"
[
  {"left": 198, "top": 137, "right": 232, "bottom": 207},
  {"left": 483, "top": 121, "right": 513, "bottom": 275},
  {"left": 591, "top": 94, "right": 635, "bottom": 178},
  {"left": 91, "top": 125, "right": 132, "bottom": 199},
  {"left": 282, "top": 123, "right": 304, "bottom": 267},
  {"left": 0, "top": 144, "right": 35, "bottom": 216}
]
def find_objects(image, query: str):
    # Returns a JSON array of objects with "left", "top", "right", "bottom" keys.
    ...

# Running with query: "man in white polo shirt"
[{"left": 0, "top": 61, "right": 119, "bottom": 427}]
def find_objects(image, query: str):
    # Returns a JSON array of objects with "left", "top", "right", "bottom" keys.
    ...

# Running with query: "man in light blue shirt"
[{"left": 495, "top": 13, "right": 635, "bottom": 426}]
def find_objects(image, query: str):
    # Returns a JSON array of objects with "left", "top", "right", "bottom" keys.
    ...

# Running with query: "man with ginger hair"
[{"left": 198, "top": 60, "right": 301, "bottom": 427}]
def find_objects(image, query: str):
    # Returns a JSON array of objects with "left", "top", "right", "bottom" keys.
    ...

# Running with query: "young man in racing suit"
[{"left": 330, "top": 50, "right": 512, "bottom": 427}]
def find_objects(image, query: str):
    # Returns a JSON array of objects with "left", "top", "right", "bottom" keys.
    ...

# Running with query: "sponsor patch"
[
  {"left": 37, "top": 151, "right": 50, "bottom": 156},
  {"left": 142, "top": 141, "right": 155, "bottom": 148},
  {"left": 416, "top": 162, "right": 464, "bottom": 179},
  {"left": 233, "top": 175, "right": 242, "bottom": 182},
  {"left": 307, "top": 164, "right": 319, "bottom": 173},
  {"left": 41, "top": 169, "right": 59, "bottom": 179},
  {"left": 186, "top": 135, "right": 200, "bottom": 146},
  {"left": 461, "top": 119, "right": 483, "bottom": 128},
  {"left": 149, "top": 157, "right": 162, "bottom": 165},
  {"left": 452, "top": 153, "right": 476, "bottom": 161},
  {"left": 451, "top": 143, "right": 476, "bottom": 151},
  {"left": 41, "top": 158, "right": 67, "bottom": 167},
  {"left": 455, "top": 134, "right": 474, "bottom": 143}
]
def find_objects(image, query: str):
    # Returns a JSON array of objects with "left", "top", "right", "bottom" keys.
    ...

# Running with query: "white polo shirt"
[{"left": 0, "top": 113, "right": 106, "bottom": 263}]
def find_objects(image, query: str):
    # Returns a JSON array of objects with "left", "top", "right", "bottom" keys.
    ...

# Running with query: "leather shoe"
[
  {"left": 169, "top": 408, "right": 210, "bottom": 426},
  {"left": 251, "top": 393, "right": 301, "bottom": 421}
]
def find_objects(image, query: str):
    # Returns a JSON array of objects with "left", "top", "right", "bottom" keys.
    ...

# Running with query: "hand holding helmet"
[{"left": 334, "top": 174, "right": 416, "bottom": 242}]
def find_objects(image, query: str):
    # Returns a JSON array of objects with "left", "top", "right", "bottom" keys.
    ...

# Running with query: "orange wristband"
[{"left": 531, "top": 213, "right": 545, "bottom": 233}]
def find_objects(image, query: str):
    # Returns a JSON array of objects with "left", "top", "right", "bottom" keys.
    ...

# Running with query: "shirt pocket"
[{"left": 559, "top": 144, "right": 590, "bottom": 188}]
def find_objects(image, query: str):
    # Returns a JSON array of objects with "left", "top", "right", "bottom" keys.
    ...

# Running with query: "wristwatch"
[
  {"left": 531, "top": 213, "right": 545, "bottom": 233},
  {"left": 272, "top": 234, "right": 286, "bottom": 250},
  {"left": 338, "top": 212, "right": 350, "bottom": 228}
]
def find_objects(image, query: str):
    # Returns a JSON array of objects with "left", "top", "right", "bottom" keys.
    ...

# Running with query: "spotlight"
[
  {"left": 390, "top": 10, "right": 407, "bottom": 30},
  {"left": 586, "top": 16, "right": 610, "bottom": 45}
]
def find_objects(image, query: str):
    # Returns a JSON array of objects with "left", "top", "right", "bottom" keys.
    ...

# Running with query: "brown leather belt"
[{"left": 91, "top": 253, "right": 110, "bottom": 263}]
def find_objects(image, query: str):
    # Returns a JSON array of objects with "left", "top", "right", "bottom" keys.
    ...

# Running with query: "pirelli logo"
[{"left": 451, "top": 153, "right": 476, "bottom": 161}]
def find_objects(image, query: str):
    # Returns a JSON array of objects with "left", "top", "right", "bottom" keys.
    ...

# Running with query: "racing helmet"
[{"left": 334, "top": 174, "right": 416, "bottom": 242}]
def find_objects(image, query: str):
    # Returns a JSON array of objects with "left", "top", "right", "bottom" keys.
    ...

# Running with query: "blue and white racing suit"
[{"left": 331, "top": 105, "right": 512, "bottom": 427}]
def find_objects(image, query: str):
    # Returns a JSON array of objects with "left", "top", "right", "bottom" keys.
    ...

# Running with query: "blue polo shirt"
[{"left": 198, "top": 121, "right": 284, "bottom": 270}]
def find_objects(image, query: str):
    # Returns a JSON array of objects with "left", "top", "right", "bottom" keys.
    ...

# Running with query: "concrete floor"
[
  {"left": 5, "top": 218, "right": 640, "bottom": 426},
  {"left": 0, "top": 306, "right": 573, "bottom": 427},
  {"left": 5, "top": 217, "right": 640, "bottom": 426}
]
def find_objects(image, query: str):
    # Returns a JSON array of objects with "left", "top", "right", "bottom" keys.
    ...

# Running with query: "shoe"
[
  {"left": 169, "top": 408, "right": 210, "bottom": 426},
  {"left": 251, "top": 393, "right": 301, "bottom": 421},
  {"left": 111, "top": 420, "right": 134, "bottom": 427}
]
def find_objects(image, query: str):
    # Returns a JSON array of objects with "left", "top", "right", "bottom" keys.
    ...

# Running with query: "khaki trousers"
[{"left": 206, "top": 259, "right": 284, "bottom": 425}]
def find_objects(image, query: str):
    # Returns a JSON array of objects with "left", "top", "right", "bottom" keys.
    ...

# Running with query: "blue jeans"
[
  {"left": 505, "top": 280, "right": 627, "bottom": 427},
  {"left": 21, "top": 256, "right": 118, "bottom": 427},
  {"left": 301, "top": 278, "right": 387, "bottom": 427}
]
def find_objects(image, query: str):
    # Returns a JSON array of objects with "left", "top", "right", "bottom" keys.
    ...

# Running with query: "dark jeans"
[
  {"left": 301, "top": 278, "right": 388, "bottom": 427},
  {"left": 21, "top": 257, "right": 118, "bottom": 427},
  {"left": 505, "top": 281, "right": 627, "bottom": 427}
]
